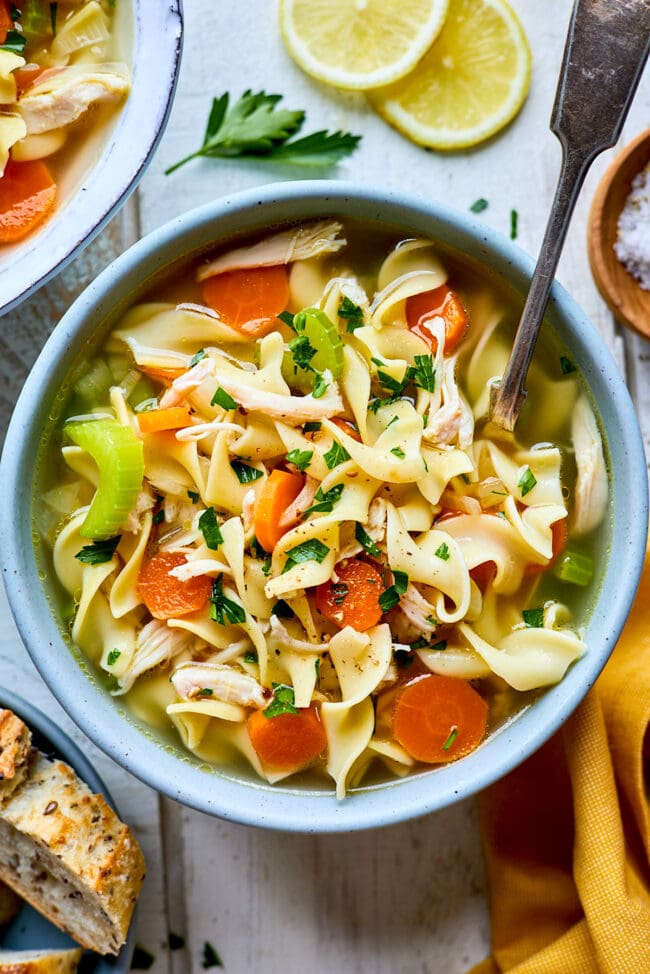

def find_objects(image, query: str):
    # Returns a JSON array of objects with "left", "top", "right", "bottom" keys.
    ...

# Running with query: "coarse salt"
[{"left": 614, "top": 162, "right": 650, "bottom": 290}]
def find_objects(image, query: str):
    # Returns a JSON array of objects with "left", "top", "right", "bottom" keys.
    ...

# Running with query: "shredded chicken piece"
[
  {"left": 160, "top": 358, "right": 215, "bottom": 409},
  {"left": 571, "top": 395, "right": 608, "bottom": 536},
  {"left": 18, "top": 63, "right": 130, "bottom": 135},
  {"left": 400, "top": 584, "right": 438, "bottom": 635},
  {"left": 269, "top": 616, "right": 325, "bottom": 654},
  {"left": 168, "top": 557, "right": 231, "bottom": 581},
  {"left": 197, "top": 220, "right": 346, "bottom": 281},
  {"left": 171, "top": 661, "right": 268, "bottom": 708},
  {"left": 123, "top": 485, "right": 157, "bottom": 534},
  {"left": 278, "top": 476, "right": 319, "bottom": 530},
  {"left": 115, "top": 621, "right": 195, "bottom": 695},
  {"left": 338, "top": 497, "right": 387, "bottom": 560},
  {"left": 211, "top": 368, "right": 343, "bottom": 424},
  {"left": 439, "top": 490, "right": 482, "bottom": 516},
  {"left": 424, "top": 357, "right": 474, "bottom": 449},
  {"left": 175, "top": 421, "right": 242, "bottom": 442}
]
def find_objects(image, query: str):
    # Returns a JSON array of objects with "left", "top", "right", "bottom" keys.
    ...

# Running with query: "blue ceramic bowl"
[{"left": 1, "top": 182, "right": 646, "bottom": 832}]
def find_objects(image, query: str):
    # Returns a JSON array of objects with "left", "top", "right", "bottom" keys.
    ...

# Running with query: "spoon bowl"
[{"left": 588, "top": 128, "right": 650, "bottom": 339}]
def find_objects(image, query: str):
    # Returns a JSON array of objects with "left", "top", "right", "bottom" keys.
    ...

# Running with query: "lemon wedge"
[
  {"left": 279, "top": 0, "right": 450, "bottom": 91},
  {"left": 368, "top": 0, "right": 531, "bottom": 149}
]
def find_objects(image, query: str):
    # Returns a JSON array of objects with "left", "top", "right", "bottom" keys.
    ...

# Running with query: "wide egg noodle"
[
  {"left": 474, "top": 439, "right": 564, "bottom": 508},
  {"left": 418, "top": 446, "right": 474, "bottom": 505},
  {"left": 52, "top": 509, "right": 90, "bottom": 597},
  {"left": 321, "top": 401, "right": 426, "bottom": 484},
  {"left": 112, "top": 305, "right": 250, "bottom": 356},
  {"left": 265, "top": 520, "right": 339, "bottom": 599},
  {"left": 339, "top": 345, "right": 371, "bottom": 442},
  {"left": 377, "top": 239, "right": 448, "bottom": 291},
  {"left": 436, "top": 512, "right": 535, "bottom": 596},
  {"left": 205, "top": 430, "right": 264, "bottom": 514},
  {"left": 109, "top": 511, "right": 152, "bottom": 617},
  {"left": 321, "top": 697, "right": 375, "bottom": 800}
]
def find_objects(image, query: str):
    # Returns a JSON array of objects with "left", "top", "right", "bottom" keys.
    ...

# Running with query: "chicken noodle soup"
[
  {"left": 0, "top": 0, "right": 130, "bottom": 244},
  {"left": 42, "top": 219, "right": 608, "bottom": 797}
]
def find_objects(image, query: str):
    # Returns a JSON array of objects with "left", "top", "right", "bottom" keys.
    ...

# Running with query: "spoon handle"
[{"left": 489, "top": 0, "right": 650, "bottom": 431}]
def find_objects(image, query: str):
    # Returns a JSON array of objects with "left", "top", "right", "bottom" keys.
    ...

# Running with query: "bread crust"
[
  {"left": 0, "top": 711, "right": 31, "bottom": 801},
  {"left": 0, "top": 880, "right": 21, "bottom": 925},
  {"left": 0, "top": 948, "right": 83, "bottom": 973}
]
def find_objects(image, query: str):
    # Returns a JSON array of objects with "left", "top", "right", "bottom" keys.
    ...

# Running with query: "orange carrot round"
[
  {"left": 0, "top": 159, "right": 57, "bottom": 244},
  {"left": 0, "top": 1, "right": 12, "bottom": 43},
  {"left": 406, "top": 284, "right": 468, "bottom": 355},
  {"left": 315, "top": 558, "right": 384, "bottom": 632},
  {"left": 137, "top": 406, "right": 192, "bottom": 434},
  {"left": 138, "top": 551, "right": 212, "bottom": 620},
  {"left": 137, "top": 364, "right": 186, "bottom": 383},
  {"left": 253, "top": 469, "right": 305, "bottom": 553},
  {"left": 392, "top": 673, "right": 488, "bottom": 764},
  {"left": 248, "top": 704, "right": 327, "bottom": 773},
  {"left": 202, "top": 265, "right": 290, "bottom": 337},
  {"left": 525, "top": 518, "right": 569, "bottom": 576}
]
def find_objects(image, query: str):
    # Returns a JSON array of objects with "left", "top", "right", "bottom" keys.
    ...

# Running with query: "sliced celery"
[
  {"left": 293, "top": 308, "right": 344, "bottom": 379},
  {"left": 553, "top": 548, "right": 594, "bottom": 587},
  {"left": 72, "top": 359, "right": 114, "bottom": 410},
  {"left": 65, "top": 419, "right": 145, "bottom": 541}
]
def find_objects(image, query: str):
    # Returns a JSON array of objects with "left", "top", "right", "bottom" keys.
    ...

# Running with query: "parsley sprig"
[{"left": 166, "top": 91, "right": 361, "bottom": 174}]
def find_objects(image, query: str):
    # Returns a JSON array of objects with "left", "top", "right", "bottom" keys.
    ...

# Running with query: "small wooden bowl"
[{"left": 588, "top": 128, "right": 650, "bottom": 339}]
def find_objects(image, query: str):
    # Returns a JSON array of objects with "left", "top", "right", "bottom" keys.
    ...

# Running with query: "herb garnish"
[
  {"left": 523, "top": 607, "right": 544, "bottom": 628},
  {"left": 211, "top": 386, "right": 237, "bottom": 410},
  {"left": 243, "top": 649, "right": 259, "bottom": 664},
  {"left": 435, "top": 542, "right": 450, "bottom": 561},
  {"left": 49, "top": 2, "right": 57, "bottom": 34},
  {"left": 190, "top": 348, "right": 207, "bottom": 367},
  {"left": 355, "top": 522, "right": 381, "bottom": 558},
  {"left": 197, "top": 688, "right": 214, "bottom": 697},
  {"left": 209, "top": 575, "right": 246, "bottom": 625},
  {"left": 168, "top": 932, "right": 185, "bottom": 950},
  {"left": 0, "top": 29, "right": 26, "bottom": 53},
  {"left": 394, "top": 650, "right": 415, "bottom": 668},
  {"left": 324, "top": 441, "right": 350, "bottom": 469},
  {"left": 271, "top": 599, "right": 295, "bottom": 619},
  {"left": 312, "top": 372, "right": 329, "bottom": 399},
  {"left": 152, "top": 509, "right": 164, "bottom": 525},
  {"left": 560, "top": 355, "right": 577, "bottom": 375},
  {"left": 441, "top": 726, "right": 459, "bottom": 751},
  {"left": 378, "top": 570, "right": 409, "bottom": 612},
  {"left": 75, "top": 536, "right": 121, "bottom": 564},
  {"left": 264, "top": 683, "right": 298, "bottom": 718},
  {"left": 411, "top": 354, "right": 436, "bottom": 392},
  {"left": 278, "top": 310, "right": 295, "bottom": 328},
  {"left": 166, "top": 90, "right": 361, "bottom": 174},
  {"left": 510, "top": 208, "right": 519, "bottom": 239},
  {"left": 304, "top": 421, "right": 321, "bottom": 432},
  {"left": 107, "top": 649, "right": 121, "bottom": 666},
  {"left": 282, "top": 538, "right": 330, "bottom": 573},
  {"left": 302, "top": 483, "right": 344, "bottom": 517},
  {"left": 231, "top": 460, "right": 263, "bottom": 483},
  {"left": 338, "top": 295, "right": 364, "bottom": 332},
  {"left": 188, "top": 490, "right": 200, "bottom": 503},
  {"left": 288, "top": 333, "right": 317, "bottom": 371},
  {"left": 286, "top": 448, "right": 313, "bottom": 472},
  {"left": 390, "top": 446, "right": 405, "bottom": 459},
  {"left": 470, "top": 198, "right": 489, "bottom": 213},
  {"left": 202, "top": 941, "right": 224, "bottom": 969},
  {"left": 431, "top": 639, "right": 448, "bottom": 651},
  {"left": 518, "top": 466, "right": 537, "bottom": 497},
  {"left": 198, "top": 507, "right": 224, "bottom": 549}
]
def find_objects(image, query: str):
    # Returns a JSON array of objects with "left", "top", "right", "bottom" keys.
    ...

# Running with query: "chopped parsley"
[
  {"left": 278, "top": 310, "right": 295, "bottom": 328},
  {"left": 271, "top": 599, "right": 295, "bottom": 619},
  {"left": 211, "top": 386, "right": 237, "bottom": 410},
  {"left": 243, "top": 650, "right": 259, "bottom": 664},
  {"left": 190, "top": 348, "right": 207, "bottom": 367},
  {"left": 510, "top": 208, "right": 519, "bottom": 240},
  {"left": 355, "top": 522, "right": 381, "bottom": 558},
  {"left": 304, "top": 421, "right": 321, "bottom": 432},
  {"left": 264, "top": 683, "right": 298, "bottom": 718},
  {"left": 231, "top": 460, "right": 263, "bottom": 483},
  {"left": 378, "top": 570, "right": 408, "bottom": 612},
  {"left": 523, "top": 607, "right": 544, "bottom": 628},
  {"left": 394, "top": 650, "right": 415, "bottom": 668},
  {"left": 324, "top": 441, "right": 350, "bottom": 469},
  {"left": 286, "top": 448, "right": 313, "bottom": 472},
  {"left": 197, "top": 688, "right": 214, "bottom": 697},
  {"left": 188, "top": 490, "right": 200, "bottom": 503},
  {"left": 168, "top": 932, "right": 185, "bottom": 950},
  {"left": 50, "top": 2, "right": 58, "bottom": 34},
  {"left": 0, "top": 29, "right": 26, "bottom": 53},
  {"left": 302, "top": 483, "right": 344, "bottom": 517},
  {"left": 560, "top": 355, "right": 577, "bottom": 375},
  {"left": 202, "top": 940, "right": 224, "bottom": 969},
  {"left": 431, "top": 639, "right": 448, "bottom": 651},
  {"left": 470, "top": 197, "right": 489, "bottom": 213},
  {"left": 411, "top": 354, "right": 436, "bottom": 393},
  {"left": 312, "top": 372, "right": 329, "bottom": 398},
  {"left": 209, "top": 575, "right": 246, "bottom": 625},
  {"left": 331, "top": 582, "right": 349, "bottom": 606},
  {"left": 441, "top": 726, "right": 459, "bottom": 751},
  {"left": 315, "top": 657, "right": 321, "bottom": 686},
  {"left": 518, "top": 466, "right": 537, "bottom": 497},
  {"left": 152, "top": 509, "right": 165, "bottom": 526},
  {"left": 338, "top": 295, "right": 365, "bottom": 333},
  {"left": 75, "top": 536, "right": 121, "bottom": 565},
  {"left": 198, "top": 507, "right": 224, "bottom": 550},
  {"left": 390, "top": 446, "right": 405, "bottom": 459},
  {"left": 289, "top": 333, "right": 317, "bottom": 371},
  {"left": 435, "top": 542, "right": 450, "bottom": 561},
  {"left": 106, "top": 649, "right": 121, "bottom": 666},
  {"left": 282, "top": 538, "right": 329, "bottom": 573}
]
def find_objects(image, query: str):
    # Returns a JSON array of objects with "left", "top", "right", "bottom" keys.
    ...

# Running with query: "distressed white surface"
[{"left": 1, "top": 0, "right": 650, "bottom": 971}]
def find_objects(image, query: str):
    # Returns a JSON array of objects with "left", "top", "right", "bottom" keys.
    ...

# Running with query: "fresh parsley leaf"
[
  {"left": 130, "top": 946, "right": 155, "bottom": 970},
  {"left": 243, "top": 650, "right": 259, "bottom": 664},
  {"left": 315, "top": 657, "right": 321, "bottom": 686},
  {"left": 199, "top": 507, "right": 224, "bottom": 550},
  {"left": 338, "top": 295, "right": 364, "bottom": 333},
  {"left": 304, "top": 421, "right": 321, "bottom": 432},
  {"left": 168, "top": 932, "right": 185, "bottom": 950},
  {"left": 441, "top": 726, "right": 459, "bottom": 751},
  {"left": 390, "top": 446, "right": 405, "bottom": 459},
  {"left": 202, "top": 940, "right": 224, "bottom": 969},
  {"left": 188, "top": 490, "right": 200, "bottom": 503},
  {"left": 152, "top": 509, "right": 164, "bottom": 526},
  {"left": 286, "top": 448, "right": 313, "bottom": 472},
  {"left": 394, "top": 649, "right": 415, "bottom": 668},
  {"left": 302, "top": 483, "right": 344, "bottom": 517},
  {"left": 518, "top": 466, "right": 537, "bottom": 497},
  {"left": 470, "top": 198, "right": 489, "bottom": 213},
  {"left": 264, "top": 683, "right": 298, "bottom": 718},
  {"left": 231, "top": 460, "right": 263, "bottom": 483},
  {"left": 197, "top": 688, "right": 214, "bottom": 697},
  {"left": 331, "top": 582, "right": 349, "bottom": 605},
  {"left": 75, "top": 536, "right": 120, "bottom": 564},
  {"left": 0, "top": 29, "right": 26, "bottom": 53},
  {"left": 50, "top": 1, "right": 57, "bottom": 34},
  {"left": 282, "top": 538, "right": 330, "bottom": 573},
  {"left": 289, "top": 334, "right": 317, "bottom": 371},
  {"left": 355, "top": 522, "right": 381, "bottom": 558},
  {"left": 378, "top": 570, "right": 408, "bottom": 612},
  {"left": 560, "top": 355, "right": 577, "bottom": 375},
  {"left": 211, "top": 386, "right": 237, "bottom": 410},
  {"left": 510, "top": 208, "right": 519, "bottom": 240},
  {"left": 435, "top": 542, "right": 450, "bottom": 561},
  {"left": 107, "top": 649, "right": 121, "bottom": 666},
  {"left": 271, "top": 599, "right": 295, "bottom": 619},
  {"left": 409, "top": 637, "right": 430, "bottom": 650},
  {"left": 165, "top": 90, "right": 360, "bottom": 174},
  {"left": 324, "top": 441, "right": 350, "bottom": 469},
  {"left": 312, "top": 373, "right": 329, "bottom": 399},
  {"left": 278, "top": 310, "right": 295, "bottom": 328},
  {"left": 190, "top": 348, "right": 207, "bottom": 367},
  {"left": 412, "top": 354, "right": 436, "bottom": 392},
  {"left": 523, "top": 607, "right": 544, "bottom": 628},
  {"left": 431, "top": 639, "right": 448, "bottom": 651},
  {"left": 209, "top": 575, "right": 246, "bottom": 625}
]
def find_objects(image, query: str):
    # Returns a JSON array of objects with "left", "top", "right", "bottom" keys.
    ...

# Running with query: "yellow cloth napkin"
[{"left": 469, "top": 547, "right": 650, "bottom": 974}]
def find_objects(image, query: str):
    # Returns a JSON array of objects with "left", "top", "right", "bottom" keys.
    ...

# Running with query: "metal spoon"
[{"left": 489, "top": 0, "right": 650, "bottom": 431}]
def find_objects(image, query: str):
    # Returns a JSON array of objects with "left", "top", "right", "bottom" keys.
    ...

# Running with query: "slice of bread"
[
  {"left": 0, "top": 711, "right": 31, "bottom": 802},
  {"left": 0, "top": 948, "right": 84, "bottom": 973},
  {"left": 0, "top": 712, "right": 145, "bottom": 955}
]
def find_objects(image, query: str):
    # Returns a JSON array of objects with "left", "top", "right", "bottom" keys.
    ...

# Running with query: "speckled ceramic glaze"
[
  {"left": 0, "top": 0, "right": 183, "bottom": 316},
  {"left": 0, "top": 687, "right": 136, "bottom": 966},
  {"left": 1, "top": 182, "right": 646, "bottom": 832}
]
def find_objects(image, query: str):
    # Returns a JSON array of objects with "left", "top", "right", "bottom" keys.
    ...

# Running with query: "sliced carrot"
[
  {"left": 0, "top": 1, "right": 11, "bottom": 43},
  {"left": 248, "top": 704, "right": 327, "bottom": 773},
  {"left": 0, "top": 159, "right": 57, "bottom": 244},
  {"left": 253, "top": 469, "right": 304, "bottom": 553},
  {"left": 525, "top": 518, "right": 569, "bottom": 576},
  {"left": 392, "top": 673, "right": 488, "bottom": 764},
  {"left": 315, "top": 558, "right": 384, "bottom": 632},
  {"left": 136, "top": 364, "right": 186, "bottom": 383},
  {"left": 14, "top": 65, "right": 46, "bottom": 95},
  {"left": 331, "top": 416, "right": 362, "bottom": 443},
  {"left": 202, "top": 265, "right": 290, "bottom": 338},
  {"left": 406, "top": 284, "right": 468, "bottom": 355},
  {"left": 137, "top": 406, "right": 192, "bottom": 434},
  {"left": 138, "top": 551, "right": 212, "bottom": 620}
]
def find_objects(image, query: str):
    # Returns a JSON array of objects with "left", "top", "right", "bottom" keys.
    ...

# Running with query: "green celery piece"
[
  {"left": 553, "top": 549, "right": 594, "bottom": 587},
  {"left": 65, "top": 419, "right": 145, "bottom": 540},
  {"left": 281, "top": 350, "right": 314, "bottom": 393},
  {"left": 294, "top": 308, "right": 344, "bottom": 378},
  {"left": 72, "top": 359, "right": 114, "bottom": 410}
]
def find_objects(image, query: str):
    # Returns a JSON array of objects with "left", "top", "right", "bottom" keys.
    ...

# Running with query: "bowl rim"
[
  {"left": 1, "top": 180, "right": 647, "bottom": 832},
  {"left": 0, "top": 0, "right": 184, "bottom": 317}
]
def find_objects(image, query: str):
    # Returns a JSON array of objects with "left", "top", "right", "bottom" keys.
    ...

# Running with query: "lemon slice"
[
  {"left": 368, "top": 0, "right": 531, "bottom": 149},
  {"left": 279, "top": 0, "right": 450, "bottom": 91}
]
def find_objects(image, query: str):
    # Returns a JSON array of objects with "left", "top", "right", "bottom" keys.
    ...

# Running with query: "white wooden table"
[{"left": 1, "top": 2, "right": 649, "bottom": 970}]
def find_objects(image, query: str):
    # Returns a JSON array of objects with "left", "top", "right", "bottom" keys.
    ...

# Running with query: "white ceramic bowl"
[
  {"left": 0, "top": 1, "right": 183, "bottom": 316},
  {"left": 1, "top": 182, "right": 647, "bottom": 832}
]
